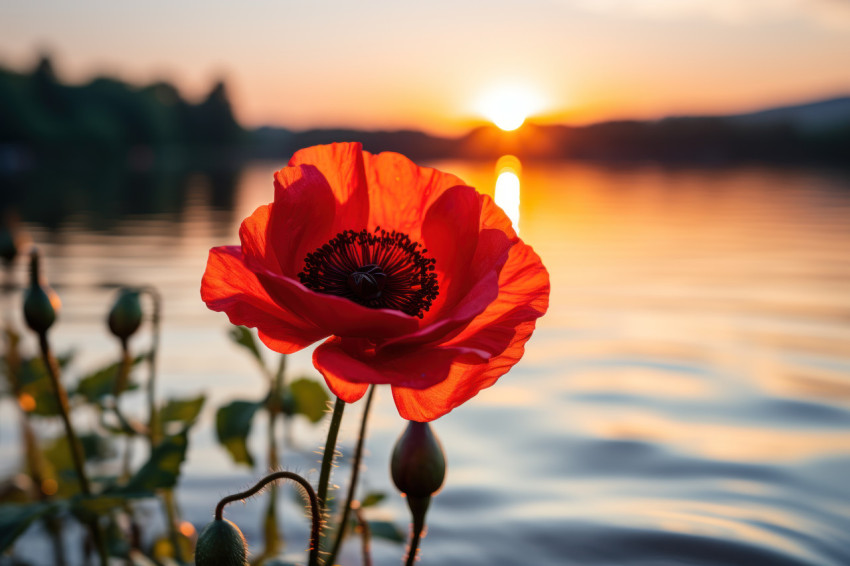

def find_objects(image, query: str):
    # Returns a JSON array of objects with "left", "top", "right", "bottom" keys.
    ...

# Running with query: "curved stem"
[
  {"left": 215, "top": 471, "right": 321, "bottom": 566},
  {"left": 317, "top": 397, "right": 346, "bottom": 514},
  {"left": 325, "top": 385, "right": 375, "bottom": 566}
]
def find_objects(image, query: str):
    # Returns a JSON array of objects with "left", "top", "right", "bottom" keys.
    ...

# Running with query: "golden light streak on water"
[{"left": 494, "top": 155, "right": 522, "bottom": 234}]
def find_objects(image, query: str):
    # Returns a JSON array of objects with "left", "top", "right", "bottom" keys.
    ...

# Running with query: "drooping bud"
[
  {"left": 108, "top": 288, "right": 143, "bottom": 341},
  {"left": 194, "top": 518, "right": 249, "bottom": 566},
  {"left": 391, "top": 420, "right": 446, "bottom": 499},
  {"left": 23, "top": 249, "right": 61, "bottom": 334}
]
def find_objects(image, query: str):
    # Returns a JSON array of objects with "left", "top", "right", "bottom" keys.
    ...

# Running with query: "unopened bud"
[
  {"left": 194, "top": 518, "right": 248, "bottom": 566},
  {"left": 23, "top": 249, "right": 60, "bottom": 334},
  {"left": 391, "top": 421, "right": 446, "bottom": 498},
  {"left": 108, "top": 288, "right": 143, "bottom": 340}
]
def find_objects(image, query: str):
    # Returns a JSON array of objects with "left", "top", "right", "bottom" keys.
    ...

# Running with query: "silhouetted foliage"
[{"left": 0, "top": 56, "right": 243, "bottom": 153}]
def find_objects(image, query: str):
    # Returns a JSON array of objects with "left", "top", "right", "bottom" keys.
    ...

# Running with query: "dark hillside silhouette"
[{"left": 0, "top": 57, "right": 847, "bottom": 167}]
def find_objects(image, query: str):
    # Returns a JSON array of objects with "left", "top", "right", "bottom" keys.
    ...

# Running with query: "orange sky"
[{"left": 2, "top": 0, "right": 849, "bottom": 135}]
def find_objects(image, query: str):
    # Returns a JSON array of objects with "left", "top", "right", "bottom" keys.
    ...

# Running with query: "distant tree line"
[
  {"left": 0, "top": 56, "right": 242, "bottom": 155},
  {"left": 1, "top": 56, "right": 847, "bottom": 166}
]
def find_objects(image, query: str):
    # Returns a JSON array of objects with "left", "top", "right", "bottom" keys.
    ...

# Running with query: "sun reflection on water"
[{"left": 494, "top": 155, "right": 522, "bottom": 235}]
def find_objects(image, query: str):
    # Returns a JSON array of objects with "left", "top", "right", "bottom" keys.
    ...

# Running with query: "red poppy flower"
[{"left": 201, "top": 143, "right": 549, "bottom": 421}]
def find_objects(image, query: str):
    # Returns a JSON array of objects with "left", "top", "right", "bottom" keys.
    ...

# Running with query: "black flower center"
[{"left": 299, "top": 228, "right": 438, "bottom": 318}]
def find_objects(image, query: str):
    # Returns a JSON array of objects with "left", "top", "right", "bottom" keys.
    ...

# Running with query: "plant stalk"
[
  {"left": 37, "top": 331, "right": 109, "bottom": 566},
  {"left": 317, "top": 397, "right": 346, "bottom": 515},
  {"left": 215, "top": 470, "right": 320, "bottom": 566},
  {"left": 259, "top": 353, "right": 287, "bottom": 562},
  {"left": 325, "top": 385, "right": 375, "bottom": 566}
]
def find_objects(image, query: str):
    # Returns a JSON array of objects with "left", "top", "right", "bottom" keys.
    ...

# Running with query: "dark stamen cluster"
[{"left": 299, "top": 227, "right": 438, "bottom": 318}]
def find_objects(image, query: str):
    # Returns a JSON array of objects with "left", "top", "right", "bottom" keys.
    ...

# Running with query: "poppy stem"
[
  {"left": 316, "top": 397, "right": 346, "bottom": 551},
  {"left": 403, "top": 497, "right": 429, "bottom": 566},
  {"left": 325, "top": 385, "right": 375, "bottom": 566},
  {"left": 137, "top": 286, "right": 187, "bottom": 563},
  {"left": 261, "top": 353, "right": 287, "bottom": 560},
  {"left": 36, "top": 332, "right": 90, "bottom": 494},
  {"left": 140, "top": 285, "right": 162, "bottom": 446},
  {"left": 36, "top": 331, "right": 109, "bottom": 566}
]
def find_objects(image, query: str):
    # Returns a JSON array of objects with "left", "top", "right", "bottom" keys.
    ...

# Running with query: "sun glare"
[
  {"left": 494, "top": 155, "right": 521, "bottom": 234},
  {"left": 478, "top": 85, "right": 543, "bottom": 131}
]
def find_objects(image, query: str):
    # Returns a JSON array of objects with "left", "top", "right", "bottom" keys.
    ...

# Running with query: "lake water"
[{"left": 2, "top": 158, "right": 850, "bottom": 565}]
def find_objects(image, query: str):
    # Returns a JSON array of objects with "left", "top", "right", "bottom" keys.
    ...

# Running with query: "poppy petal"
[
  {"left": 480, "top": 193, "right": 518, "bottom": 240},
  {"left": 390, "top": 318, "right": 540, "bottom": 422},
  {"left": 447, "top": 241, "right": 549, "bottom": 356},
  {"left": 238, "top": 204, "right": 277, "bottom": 268},
  {"left": 390, "top": 242, "right": 549, "bottom": 421},
  {"left": 421, "top": 185, "right": 481, "bottom": 315},
  {"left": 268, "top": 164, "right": 339, "bottom": 276},
  {"left": 200, "top": 246, "right": 327, "bottom": 353},
  {"left": 362, "top": 151, "right": 467, "bottom": 242},
  {"left": 253, "top": 268, "right": 421, "bottom": 339},
  {"left": 314, "top": 346, "right": 370, "bottom": 403},
  {"left": 314, "top": 336, "right": 488, "bottom": 391},
  {"left": 378, "top": 227, "right": 511, "bottom": 352},
  {"left": 287, "top": 142, "right": 370, "bottom": 234}
]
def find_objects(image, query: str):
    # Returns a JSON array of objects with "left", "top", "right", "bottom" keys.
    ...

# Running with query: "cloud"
[{"left": 568, "top": 0, "right": 850, "bottom": 29}]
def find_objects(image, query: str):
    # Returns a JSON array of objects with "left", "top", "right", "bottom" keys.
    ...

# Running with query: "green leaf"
[
  {"left": 16, "top": 357, "right": 61, "bottom": 416},
  {"left": 0, "top": 502, "right": 58, "bottom": 552},
  {"left": 228, "top": 326, "right": 264, "bottom": 367},
  {"left": 158, "top": 395, "right": 205, "bottom": 433},
  {"left": 42, "top": 432, "right": 114, "bottom": 496},
  {"left": 368, "top": 520, "right": 405, "bottom": 543},
  {"left": 359, "top": 491, "right": 386, "bottom": 508},
  {"left": 289, "top": 377, "right": 330, "bottom": 424},
  {"left": 79, "top": 432, "right": 115, "bottom": 462},
  {"left": 215, "top": 400, "right": 262, "bottom": 466},
  {"left": 122, "top": 429, "right": 189, "bottom": 493},
  {"left": 75, "top": 355, "right": 144, "bottom": 403},
  {"left": 71, "top": 494, "right": 128, "bottom": 515}
]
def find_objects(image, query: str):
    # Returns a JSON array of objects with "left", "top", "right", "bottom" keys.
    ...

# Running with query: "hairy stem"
[
  {"left": 403, "top": 497, "right": 430, "bottom": 566},
  {"left": 317, "top": 397, "right": 346, "bottom": 516},
  {"left": 325, "top": 385, "right": 375, "bottom": 566},
  {"left": 215, "top": 471, "right": 320, "bottom": 566},
  {"left": 404, "top": 513, "right": 426, "bottom": 566}
]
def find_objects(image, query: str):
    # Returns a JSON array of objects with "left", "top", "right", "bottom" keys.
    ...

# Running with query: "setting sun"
[{"left": 477, "top": 84, "right": 544, "bottom": 131}]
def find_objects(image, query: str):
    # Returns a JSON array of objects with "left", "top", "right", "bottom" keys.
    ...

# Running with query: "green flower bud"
[
  {"left": 391, "top": 421, "right": 446, "bottom": 499},
  {"left": 23, "top": 249, "right": 60, "bottom": 334},
  {"left": 194, "top": 519, "right": 249, "bottom": 566},
  {"left": 108, "top": 288, "right": 143, "bottom": 340}
]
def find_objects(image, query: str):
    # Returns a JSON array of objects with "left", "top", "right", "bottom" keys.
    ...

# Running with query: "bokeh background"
[{"left": 1, "top": 1, "right": 849, "bottom": 565}]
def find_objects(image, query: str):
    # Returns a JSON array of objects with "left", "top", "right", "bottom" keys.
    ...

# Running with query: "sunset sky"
[{"left": 2, "top": 0, "right": 849, "bottom": 135}]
